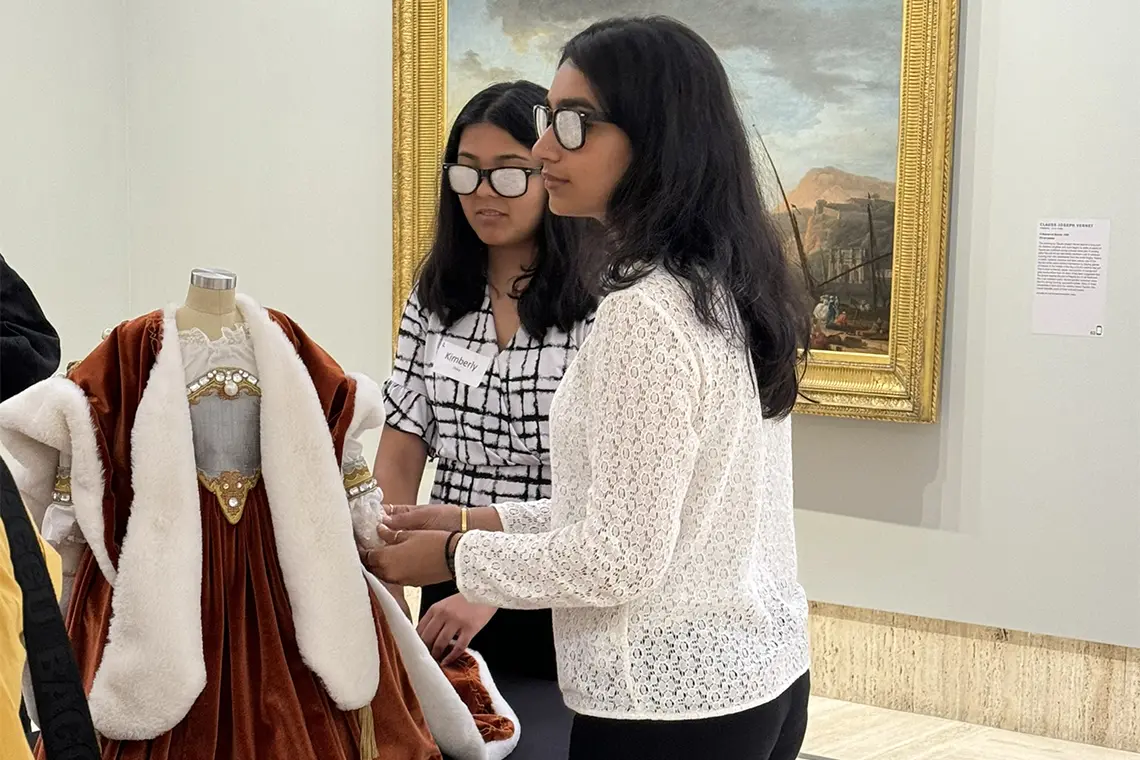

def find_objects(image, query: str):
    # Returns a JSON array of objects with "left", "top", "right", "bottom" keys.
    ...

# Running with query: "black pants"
[{"left": 569, "top": 671, "right": 810, "bottom": 760}]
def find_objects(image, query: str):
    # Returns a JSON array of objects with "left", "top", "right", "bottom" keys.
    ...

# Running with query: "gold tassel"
[{"left": 357, "top": 705, "right": 378, "bottom": 760}]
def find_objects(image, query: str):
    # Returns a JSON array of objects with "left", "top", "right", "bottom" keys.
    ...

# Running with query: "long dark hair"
[
  {"left": 416, "top": 81, "right": 596, "bottom": 335},
  {"left": 562, "top": 17, "right": 811, "bottom": 418}
]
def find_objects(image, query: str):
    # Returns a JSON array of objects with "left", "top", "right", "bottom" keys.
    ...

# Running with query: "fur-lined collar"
[{"left": 2, "top": 296, "right": 380, "bottom": 739}]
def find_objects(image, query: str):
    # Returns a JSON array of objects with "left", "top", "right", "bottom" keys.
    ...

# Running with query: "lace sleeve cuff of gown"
[
  {"left": 344, "top": 454, "right": 384, "bottom": 550},
  {"left": 44, "top": 455, "right": 88, "bottom": 546},
  {"left": 343, "top": 372, "right": 386, "bottom": 551},
  {"left": 0, "top": 376, "right": 113, "bottom": 584}
]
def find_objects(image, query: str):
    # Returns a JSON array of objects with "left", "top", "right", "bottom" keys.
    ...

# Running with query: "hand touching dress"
[
  {"left": 363, "top": 506, "right": 506, "bottom": 661},
  {"left": 362, "top": 527, "right": 452, "bottom": 587}
]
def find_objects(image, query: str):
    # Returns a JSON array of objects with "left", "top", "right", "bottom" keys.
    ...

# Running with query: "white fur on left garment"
[
  {"left": 347, "top": 375, "right": 521, "bottom": 759},
  {"left": 364, "top": 573, "right": 521, "bottom": 760},
  {"left": 0, "top": 298, "right": 381, "bottom": 739},
  {"left": 0, "top": 296, "right": 523, "bottom": 757},
  {"left": 344, "top": 370, "right": 523, "bottom": 760}
]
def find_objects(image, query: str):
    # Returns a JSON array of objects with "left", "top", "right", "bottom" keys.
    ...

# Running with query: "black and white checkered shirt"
[{"left": 384, "top": 290, "right": 594, "bottom": 507}]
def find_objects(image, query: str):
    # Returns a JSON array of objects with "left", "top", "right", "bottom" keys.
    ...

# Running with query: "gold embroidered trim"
[
  {"left": 52, "top": 470, "right": 73, "bottom": 505},
  {"left": 343, "top": 466, "right": 372, "bottom": 491},
  {"left": 343, "top": 466, "right": 379, "bottom": 500},
  {"left": 198, "top": 469, "right": 262, "bottom": 525},
  {"left": 187, "top": 367, "right": 261, "bottom": 405}
]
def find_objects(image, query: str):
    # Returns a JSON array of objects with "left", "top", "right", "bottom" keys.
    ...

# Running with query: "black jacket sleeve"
[{"left": 0, "top": 254, "right": 61, "bottom": 401}]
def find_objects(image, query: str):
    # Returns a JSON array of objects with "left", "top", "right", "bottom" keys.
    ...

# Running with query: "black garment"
[
  {"left": 0, "top": 254, "right": 63, "bottom": 748},
  {"left": 421, "top": 580, "right": 558, "bottom": 681},
  {"left": 0, "top": 254, "right": 61, "bottom": 402},
  {"left": 19, "top": 700, "right": 33, "bottom": 748},
  {"left": 568, "top": 671, "right": 810, "bottom": 760},
  {"left": 1, "top": 458, "right": 99, "bottom": 759}
]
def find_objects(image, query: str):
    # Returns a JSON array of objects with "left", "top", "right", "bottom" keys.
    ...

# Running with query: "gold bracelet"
[{"left": 460, "top": 506, "right": 469, "bottom": 533}]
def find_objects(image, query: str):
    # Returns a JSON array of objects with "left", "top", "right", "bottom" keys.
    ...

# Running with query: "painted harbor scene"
[{"left": 448, "top": 0, "right": 903, "bottom": 354}]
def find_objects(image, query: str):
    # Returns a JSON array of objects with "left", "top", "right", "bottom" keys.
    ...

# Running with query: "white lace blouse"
[{"left": 453, "top": 270, "right": 810, "bottom": 721}]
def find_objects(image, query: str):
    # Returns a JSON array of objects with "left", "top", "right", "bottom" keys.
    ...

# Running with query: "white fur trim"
[
  {"left": 0, "top": 377, "right": 113, "bottom": 582},
  {"left": 364, "top": 573, "right": 521, "bottom": 760},
  {"left": 238, "top": 295, "right": 380, "bottom": 710},
  {"left": 88, "top": 308, "right": 206, "bottom": 739},
  {"left": 5, "top": 302, "right": 383, "bottom": 739},
  {"left": 347, "top": 371, "right": 385, "bottom": 444},
  {"left": 464, "top": 649, "right": 522, "bottom": 760}
]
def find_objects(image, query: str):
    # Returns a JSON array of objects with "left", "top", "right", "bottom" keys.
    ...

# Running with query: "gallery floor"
[{"left": 801, "top": 697, "right": 1137, "bottom": 759}]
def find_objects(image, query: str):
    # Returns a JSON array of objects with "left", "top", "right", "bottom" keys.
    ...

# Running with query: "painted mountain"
[
  {"left": 785, "top": 167, "right": 896, "bottom": 210},
  {"left": 773, "top": 167, "right": 898, "bottom": 354}
]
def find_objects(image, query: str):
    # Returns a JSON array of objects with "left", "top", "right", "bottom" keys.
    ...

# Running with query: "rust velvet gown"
[
  {"left": 64, "top": 488, "right": 439, "bottom": 760},
  {"left": 0, "top": 303, "right": 515, "bottom": 760}
]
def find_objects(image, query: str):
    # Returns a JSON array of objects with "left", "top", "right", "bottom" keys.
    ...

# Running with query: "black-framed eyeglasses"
[
  {"left": 533, "top": 104, "right": 611, "bottom": 151},
  {"left": 443, "top": 164, "right": 541, "bottom": 198}
]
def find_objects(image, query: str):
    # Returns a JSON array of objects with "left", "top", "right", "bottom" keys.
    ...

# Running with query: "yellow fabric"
[{"left": 0, "top": 509, "right": 63, "bottom": 760}]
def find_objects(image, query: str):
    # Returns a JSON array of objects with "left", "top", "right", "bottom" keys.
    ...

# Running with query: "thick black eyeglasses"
[
  {"left": 443, "top": 164, "right": 541, "bottom": 198},
  {"left": 533, "top": 104, "right": 611, "bottom": 151}
]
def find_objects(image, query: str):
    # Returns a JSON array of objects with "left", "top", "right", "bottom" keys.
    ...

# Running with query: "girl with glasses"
[
  {"left": 367, "top": 16, "right": 813, "bottom": 760},
  {"left": 374, "top": 81, "right": 596, "bottom": 699}
]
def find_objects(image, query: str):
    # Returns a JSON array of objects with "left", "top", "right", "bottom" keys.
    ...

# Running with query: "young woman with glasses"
[
  {"left": 374, "top": 81, "right": 596, "bottom": 690},
  {"left": 368, "top": 16, "right": 813, "bottom": 760}
]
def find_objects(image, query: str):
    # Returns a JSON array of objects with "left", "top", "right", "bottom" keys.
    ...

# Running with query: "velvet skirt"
[{"left": 46, "top": 483, "right": 442, "bottom": 760}]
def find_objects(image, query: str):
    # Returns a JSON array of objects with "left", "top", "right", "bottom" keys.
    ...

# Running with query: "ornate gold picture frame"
[{"left": 392, "top": 1, "right": 959, "bottom": 423}]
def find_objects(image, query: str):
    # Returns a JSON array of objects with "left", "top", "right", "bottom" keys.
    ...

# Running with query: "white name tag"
[{"left": 432, "top": 339, "right": 493, "bottom": 387}]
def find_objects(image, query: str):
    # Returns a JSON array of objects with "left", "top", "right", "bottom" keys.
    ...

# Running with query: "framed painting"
[{"left": 392, "top": 0, "right": 959, "bottom": 423}]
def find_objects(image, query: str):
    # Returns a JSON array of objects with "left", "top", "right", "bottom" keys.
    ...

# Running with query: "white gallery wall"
[
  {"left": 124, "top": 0, "right": 392, "bottom": 382},
  {"left": 0, "top": 0, "right": 129, "bottom": 359},
  {"left": 0, "top": 0, "right": 392, "bottom": 381},
  {"left": 794, "top": 0, "right": 1140, "bottom": 648},
  {"left": 1, "top": 0, "right": 1137, "bottom": 647}
]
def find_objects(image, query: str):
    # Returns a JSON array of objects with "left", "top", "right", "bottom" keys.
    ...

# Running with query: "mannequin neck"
[{"left": 176, "top": 284, "right": 241, "bottom": 339}]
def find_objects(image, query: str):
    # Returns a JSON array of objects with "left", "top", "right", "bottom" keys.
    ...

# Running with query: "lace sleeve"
[
  {"left": 343, "top": 373, "right": 387, "bottom": 551},
  {"left": 454, "top": 291, "right": 701, "bottom": 609},
  {"left": 40, "top": 452, "right": 87, "bottom": 610},
  {"left": 492, "top": 499, "right": 552, "bottom": 534},
  {"left": 344, "top": 441, "right": 385, "bottom": 551}
]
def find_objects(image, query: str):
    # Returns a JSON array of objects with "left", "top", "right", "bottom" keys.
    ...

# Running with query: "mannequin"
[
  {"left": 0, "top": 280, "right": 520, "bottom": 760},
  {"left": 175, "top": 268, "right": 241, "bottom": 339}
]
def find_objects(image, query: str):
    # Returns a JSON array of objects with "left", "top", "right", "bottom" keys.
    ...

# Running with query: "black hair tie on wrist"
[{"left": 445, "top": 531, "right": 462, "bottom": 579}]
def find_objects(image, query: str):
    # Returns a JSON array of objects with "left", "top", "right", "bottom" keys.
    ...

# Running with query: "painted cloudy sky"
[{"left": 447, "top": 0, "right": 903, "bottom": 190}]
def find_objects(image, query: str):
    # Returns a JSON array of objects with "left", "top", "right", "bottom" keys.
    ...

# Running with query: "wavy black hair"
[
  {"left": 561, "top": 17, "right": 812, "bottom": 418},
  {"left": 416, "top": 81, "right": 597, "bottom": 335}
]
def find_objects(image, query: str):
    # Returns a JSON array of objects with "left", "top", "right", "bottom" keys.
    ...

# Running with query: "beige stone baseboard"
[{"left": 808, "top": 601, "right": 1140, "bottom": 752}]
